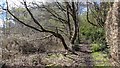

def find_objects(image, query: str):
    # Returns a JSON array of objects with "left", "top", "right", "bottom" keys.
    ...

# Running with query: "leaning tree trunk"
[{"left": 105, "top": 2, "right": 120, "bottom": 66}]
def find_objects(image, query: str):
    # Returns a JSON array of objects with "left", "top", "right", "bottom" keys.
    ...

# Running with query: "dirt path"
[
  {"left": 71, "top": 44, "right": 111, "bottom": 66},
  {"left": 71, "top": 44, "right": 94, "bottom": 66}
]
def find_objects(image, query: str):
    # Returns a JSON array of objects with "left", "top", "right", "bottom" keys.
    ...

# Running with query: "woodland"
[{"left": 0, "top": 0, "right": 118, "bottom": 67}]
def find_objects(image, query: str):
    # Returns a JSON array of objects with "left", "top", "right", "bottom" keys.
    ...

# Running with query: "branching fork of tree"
[{"left": 5, "top": 0, "right": 82, "bottom": 55}]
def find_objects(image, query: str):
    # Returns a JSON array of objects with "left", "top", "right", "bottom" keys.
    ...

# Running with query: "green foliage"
[
  {"left": 91, "top": 44, "right": 101, "bottom": 52},
  {"left": 80, "top": 13, "right": 107, "bottom": 52},
  {"left": 91, "top": 43, "right": 109, "bottom": 53},
  {"left": 81, "top": 26, "right": 106, "bottom": 44},
  {"left": 92, "top": 52, "right": 111, "bottom": 66}
]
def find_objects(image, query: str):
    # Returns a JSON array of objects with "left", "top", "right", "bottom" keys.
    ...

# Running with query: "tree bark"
[
  {"left": 71, "top": 2, "right": 79, "bottom": 44},
  {"left": 66, "top": 3, "right": 72, "bottom": 40}
]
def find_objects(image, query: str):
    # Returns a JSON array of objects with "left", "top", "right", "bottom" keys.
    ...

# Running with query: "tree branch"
[
  {"left": 42, "top": 3, "right": 68, "bottom": 24},
  {"left": 6, "top": 8, "right": 43, "bottom": 32},
  {"left": 23, "top": 1, "right": 45, "bottom": 30},
  {"left": 6, "top": 1, "right": 78, "bottom": 55},
  {"left": 86, "top": 2, "right": 98, "bottom": 27}
]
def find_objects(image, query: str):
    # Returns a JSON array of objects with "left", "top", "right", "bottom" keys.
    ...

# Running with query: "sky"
[{"left": 0, "top": 0, "right": 6, "bottom": 27}]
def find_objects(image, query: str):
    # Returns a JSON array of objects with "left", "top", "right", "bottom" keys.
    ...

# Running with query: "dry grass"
[{"left": 0, "top": 34, "right": 67, "bottom": 66}]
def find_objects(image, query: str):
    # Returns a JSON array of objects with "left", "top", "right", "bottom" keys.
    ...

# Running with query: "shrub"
[
  {"left": 1, "top": 36, "right": 37, "bottom": 54},
  {"left": 80, "top": 17, "right": 107, "bottom": 52},
  {"left": 91, "top": 44, "right": 101, "bottom": 52}
]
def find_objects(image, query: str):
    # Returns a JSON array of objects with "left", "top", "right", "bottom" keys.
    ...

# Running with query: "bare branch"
[
  {"left": 6, "top": 1, "right": 78, "bottom": 55},
  {"left": 42, "top": 3, "right": 68, "bottom": 24},
  {"left": 86, "top": 2, "right": 98, "bottom": 27},
  {"left": 6, "top": 2, "right": 43, "bottom": 32},
  {"left": 23, "top": 1, "right": 45, "bottom": 30}
]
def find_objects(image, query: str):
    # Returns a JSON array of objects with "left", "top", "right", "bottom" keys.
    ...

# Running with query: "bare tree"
[
  {"left": 86, "top": 2, "right": 113, "bottom": 27},
  {"left": 6, "top": 1, "right": 82, "bottom": 54}
]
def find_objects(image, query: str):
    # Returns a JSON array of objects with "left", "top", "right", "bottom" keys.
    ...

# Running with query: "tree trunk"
[
  {"left": 105, "top": 2, "right": 120, "bottom": 66},
  {"left": 66, "top": 3, "right": 72, "bottom": 40},
  {"left": 71, "top": 2, "right": 79, "bottom": 44}
]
